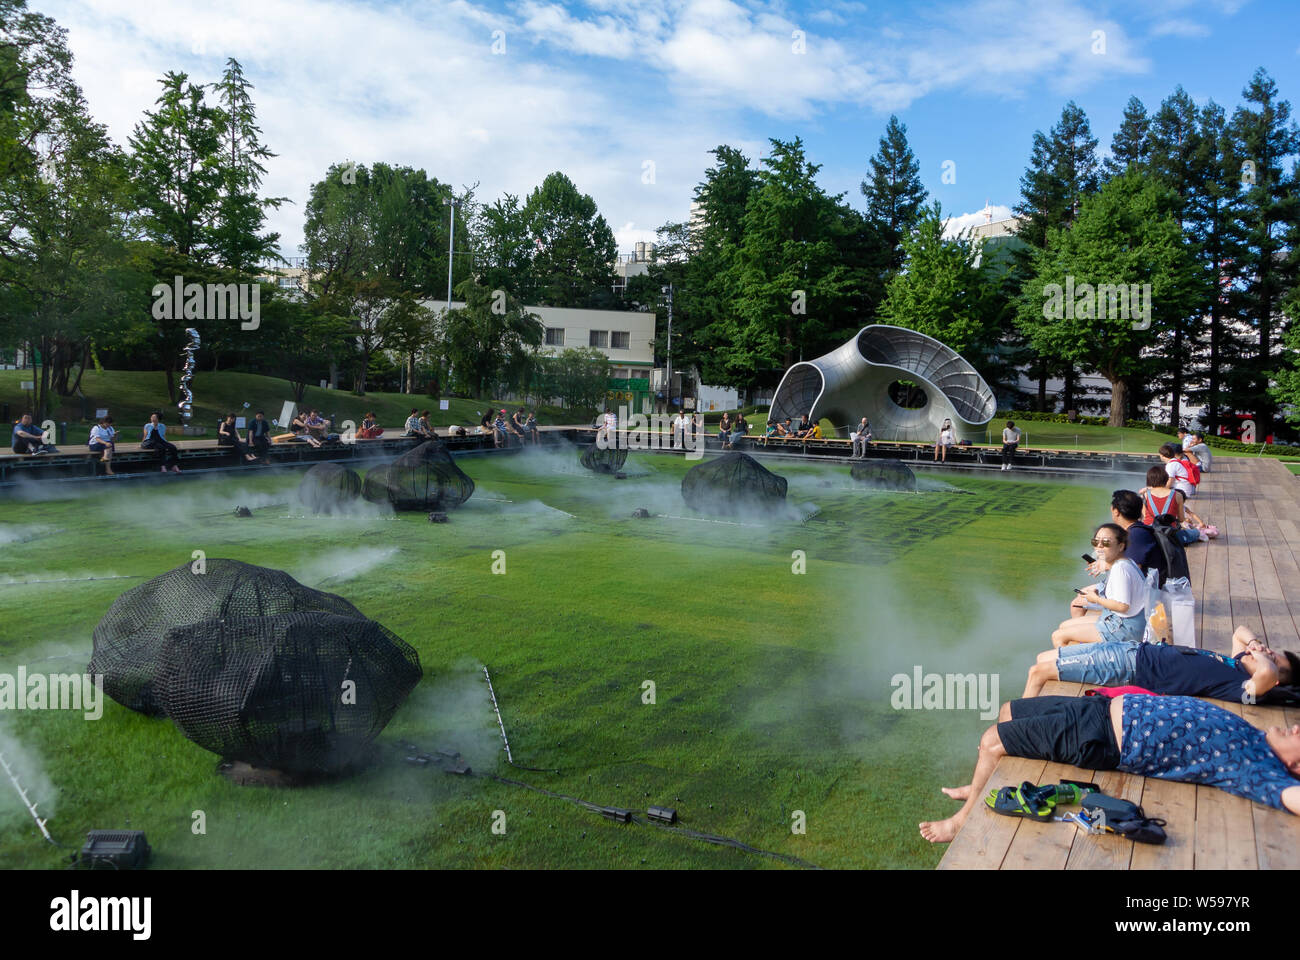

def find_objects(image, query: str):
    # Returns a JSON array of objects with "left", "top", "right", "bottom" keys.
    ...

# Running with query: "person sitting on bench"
[
  {"left": 403, "top": 408, "right": 427, "bottom": 438},
  {"left": 730, "top": 412, "right": 749, "bottom": 448},
  {"left": 357, "top": 411, "right": 383, "bottom": 439},
  {"left": 10, "top": 414, "right": 50, "bottom": 456},
  {"left": 503, "top": 408, "right": 526, "bottom": 444},
  {"left": 142, "top": 412, "right": 181, "bottom": 473},
  {"left": 290, "top": 411, "right": 323, "bottom": 448},
  {"left": 304, "top": 409, "right": 332, "bottom": 440},
  {"left": 218, "top": 413, "right": 258, "bottom": 463},
  {"left": 248, "top": 411, "right": 271, "bottom": 457},
  {"left": 88, "top": 416, "right": 116, "bottom": 474},
  {"left": 851, "top": 418, "right": 872, "bottom": 458},
  {"left": 524, "top": 411, "right": 539, "bottom": 443},
  {"left": 1053, "top": 522, "right": 1147, "bottom": 647},
  {"left": 1023, "top": 624, "right": 1297, "bottom": 699},
  {"left": 717, "top": 413, "right": 731, "bottom": 449},
  {"left": 793, "top": 414, "right": 812, "bottom": 439},
  {"left": 919, "top": 692, "right": 1300, "bottom": 843}
]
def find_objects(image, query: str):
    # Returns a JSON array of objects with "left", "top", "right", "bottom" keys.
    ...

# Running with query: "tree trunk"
[
  {"left": 165, "top": 366, "right": 177, "bottom": 405},
  {"left": 1062, "top": 366, "right": 1076, "bottom": 412},
  {"left": 1207, "top": 300, "right": 1221, "bottom": 436},
  {"left": 1036, "top": 363, "right": 1048, "bottom": 412},
  {"left": 1170, "top": 324, "right": 1183, "bottom": 427},
  {"left": 1108, "top": 375, "right": 1127, "bottom": 428}
]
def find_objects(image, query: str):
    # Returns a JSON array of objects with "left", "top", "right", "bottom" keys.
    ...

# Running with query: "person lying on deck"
[
  {"left": 1054, "top": 523, "right": 1148, "bottom": 647},
  {"left": 919, "top": 692, "right": 1300, "bottom": 843},
  {"left": 1023, "top": 624, "right": 1298, "bottom": 700}
]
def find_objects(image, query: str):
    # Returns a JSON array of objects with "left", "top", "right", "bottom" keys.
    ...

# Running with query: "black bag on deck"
[{"left": 1134, "top": 519, "right": 1191, "bottom": 583}]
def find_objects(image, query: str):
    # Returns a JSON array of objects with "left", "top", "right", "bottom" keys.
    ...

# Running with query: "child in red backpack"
[{"left": 1159, "top": 442, "right": 1197, "bottom": 499}]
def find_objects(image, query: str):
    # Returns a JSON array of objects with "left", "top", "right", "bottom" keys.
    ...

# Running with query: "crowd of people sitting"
[{"left": 920, "top": 453, "right": 1300, "bottom": 845}]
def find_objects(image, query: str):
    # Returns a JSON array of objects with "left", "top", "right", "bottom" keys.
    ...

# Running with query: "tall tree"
[
  {"left": 861, "top": 114, "right": 927, "bottom": 270},
  {"left": 521, "top": 171, "right": 616, "bottom": 308},
  {"left": 209, "top": 58, "right": 286, "bottom": 274},
  {"left": 127, "top": 71, "right": 223, "bottom": 261},
  {"left": 1103, "top": 96, "right": 1150, "bottom": 178},
  {"left": 443, "top": 278, "right": 542, "bottom": 398},
  {"left": 1014, "top": 101, "right": 1101, "bottom": 409},
  {"left": 720, "top": 137, "right": 853, "bottom": 385},
  {"left": 1016, "top": 170, "right": 1201, "bottom": 425},
  {"left": 878, "top": 201, "right": 997, "bottom": 354},
  {"left": 1229, "top": 68, "right": 1300, "bottom": 435}
]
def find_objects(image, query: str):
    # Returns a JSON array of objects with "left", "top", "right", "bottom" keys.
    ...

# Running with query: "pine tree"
[
  {"left": 1104, "top": 96, "right": 1150, "bottom": 178},
  {"left": 860, "top": 115, "right": 927, "bottom": 270},
  {"left": 1229, "top": 68, "right": 1300, "bottom": 435},
  {"left": 209, "top": 58, "right": 286, "bottom": 274}
]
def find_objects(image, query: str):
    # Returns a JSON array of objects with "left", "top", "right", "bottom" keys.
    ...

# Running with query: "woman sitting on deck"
[{"left": 1051, "top": 523, "right": 1147, "bottom": 647}]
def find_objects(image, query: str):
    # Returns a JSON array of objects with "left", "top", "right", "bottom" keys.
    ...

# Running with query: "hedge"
[
  {"left": 1201, "top": 434, "right": 1300, "bottom": 457},
  {"left": 995, "top": 410, "right": 1177, "bottom": 434}
]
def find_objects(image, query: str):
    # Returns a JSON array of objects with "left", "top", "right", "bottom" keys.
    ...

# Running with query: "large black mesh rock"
[
  {"left": 298, "top": 462, "right": 363, "bottom": 514},
  {"left": 89, "top": 560, "right": 365, "bottom": 716},
  {"left": 155, "top": 612, "right": 421, "bottom": 774},
  {"left": 579, "top": 442, "right": 628, "bottom": 474},
  {"left": 361, "top": 441, "right": 474, "bottom": 511},
  {"left": 681, "top": 452, "right": 787, "bottom": 514},
  {"left": 850, "top": 459, "right": 917, "bottom": 492}
]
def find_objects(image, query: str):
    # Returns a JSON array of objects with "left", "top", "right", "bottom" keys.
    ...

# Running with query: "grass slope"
[{"left": 0, "top": 369, "right": 577, "bottom": 445}]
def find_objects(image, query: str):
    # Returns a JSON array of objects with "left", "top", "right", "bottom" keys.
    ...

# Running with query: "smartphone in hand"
[{"left": 1081, "top": 553, "right": 1096, "bottom": 564}]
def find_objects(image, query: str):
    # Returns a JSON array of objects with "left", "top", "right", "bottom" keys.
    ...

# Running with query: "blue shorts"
[
  {"left": 1056, "top": 640, "right": 1139, "bottom": 686},
  {"left": 1096, "top": 609, "right": 1146, "bottom": 644}
]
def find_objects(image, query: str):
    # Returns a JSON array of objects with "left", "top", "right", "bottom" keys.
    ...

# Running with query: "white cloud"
[
  {"left": 1149, "top": 18, "right": 1211, "bottom": 38},
  {"left": 39, "top": 0, "right": 1154, "bottom": 259},
  {"left": 943, "top": 204, "right": 1015, "bottom": 238}
]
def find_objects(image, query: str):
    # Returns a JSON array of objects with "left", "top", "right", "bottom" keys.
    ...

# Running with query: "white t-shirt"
[
  {"left": 1181, "top": 435, "right": 1194, "bottom": 450},
  {"left": 1102, "top": 556, "right": 1147, "bottom": 619},
  {"left": 1165, "top": 459, "right": 1194, "bottom": 498},
  {"left": 603, "top": 412, "right": 617, "bottom": 431},
  {"left": 90, "top": 425, "right": 114, "bottom": 444},
  {"left": 939, "top": 428, "right": 956, "bottom": 446},
  {"left": 1002, "top": 427, "right": 1020, "bottom": 443}
]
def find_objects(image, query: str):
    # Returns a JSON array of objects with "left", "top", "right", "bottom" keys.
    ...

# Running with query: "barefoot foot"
[
  {"left": 941, "top": 785, "right": 972, "bottom": 801},
  {"left": 919, "top": 817, "right": 961, "bottom": 843}
]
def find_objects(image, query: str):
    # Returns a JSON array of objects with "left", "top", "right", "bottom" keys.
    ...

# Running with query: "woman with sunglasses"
[{"left": 1051, "top": 523, "right": 1148, "bottom": 647}]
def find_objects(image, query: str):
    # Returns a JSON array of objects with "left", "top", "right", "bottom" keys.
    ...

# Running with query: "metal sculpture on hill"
[
  {"left": 178, "top": 327, "right": 200, "bottom": 426},
  {"left": 298, "top": 462, "right": 363, "bottom": 514}
]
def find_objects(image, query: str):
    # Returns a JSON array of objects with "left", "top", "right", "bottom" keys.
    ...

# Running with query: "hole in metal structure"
[{"left": 887, "top": 380, "right": 927, "bottom": 409}]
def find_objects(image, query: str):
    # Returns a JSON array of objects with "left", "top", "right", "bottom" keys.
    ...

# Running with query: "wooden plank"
[
  {"left": 1065, "top": 768, "right": 1144, "bottom": 870},
  {"left": 1241, "top": 701, "right": 1300, "bottom": 870},
  {"left": 1221, "top": 481, "right": 1264, "bottom": 650},
  {"left": 1192, "top": 699, "right": 1258, "bottom": 870},
  {"left": 1130, "top": 778, "right": 1196, "bottom": 869},
  {"left": 936, "top": 756, "right": 1048, "bottom": 870},
  {"left": 1199, "top": 483, "right": 1234, "bottom": 653},
  {"left": 1000, "top": 761, "right": 1083, "bottom": 870}
]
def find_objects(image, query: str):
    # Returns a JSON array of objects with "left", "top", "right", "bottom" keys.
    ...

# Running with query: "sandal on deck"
[{"left": 984, "top": 781, "right": 1054, "bottom": 820}]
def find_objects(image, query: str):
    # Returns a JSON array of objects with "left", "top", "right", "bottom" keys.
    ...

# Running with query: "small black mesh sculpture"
[
  {"left": 89, "top": 559, "right": 365, "bottom": 716},
  {"left": 850, "top": 459, "right": 917, "bottom": 492},
  {"left": 680, "top": 452, "right": 787, "bottom": 514},
  {"left": 155, "top": 612, "right": 421, "bottom": 774},
  {"left": 361, "top": 440, "right": 474, "bottom": 511},
  {"left": 298, "top": 462, "right": 363, "bottom": 514},
  {"left": 579, "top": 442, "right": 629, "bottom": 474}
]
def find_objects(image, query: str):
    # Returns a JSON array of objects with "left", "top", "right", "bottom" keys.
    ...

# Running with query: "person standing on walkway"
[{"left": 1000, "top": 420, "right": 1021, "bottom": 471}]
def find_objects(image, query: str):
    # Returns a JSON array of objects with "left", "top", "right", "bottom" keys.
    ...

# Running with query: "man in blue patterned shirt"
[{"left": 920, "top": 692, "right": 1300, "bottom": 844}]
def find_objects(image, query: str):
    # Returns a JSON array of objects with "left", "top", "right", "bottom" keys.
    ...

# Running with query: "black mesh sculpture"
[
  {"left": 850, "top": 459, "right": 917, "bottom": 492},
  {"left": 361, "top": 441, "right": 474, "bottom": 511},
  {"left": 155, "top": 612, "right": 421, "bottom": 774},
  {"left": 89, "top": 559, "right": 365, "bottom": 716},
  {"left": 579, "top": 442, "right": 629, "bottom": 474},
  {"left": 298, "top": 462, "right": 363, "bottom": 514},
  {"left": 680, "top": 452, "right": 787, "bottom": 514}
]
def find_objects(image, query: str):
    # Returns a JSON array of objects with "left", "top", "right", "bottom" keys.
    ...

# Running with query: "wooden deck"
[{"left": 938, "top": 456, "right": 1300, "bottom": 869}]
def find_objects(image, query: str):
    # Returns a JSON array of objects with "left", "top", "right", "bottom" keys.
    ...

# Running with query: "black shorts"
[{"left": 996, "top": 695, "right": 1120, "bottom": 770}]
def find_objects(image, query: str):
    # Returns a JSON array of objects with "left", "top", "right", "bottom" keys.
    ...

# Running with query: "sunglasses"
[{"left": 1090, "top": 537, "right": 1115, "bottom": 548}]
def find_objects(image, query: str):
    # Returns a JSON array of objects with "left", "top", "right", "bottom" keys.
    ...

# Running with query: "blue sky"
[{"left": 40, "top": 0, "right": 1300, "bottom": 254}]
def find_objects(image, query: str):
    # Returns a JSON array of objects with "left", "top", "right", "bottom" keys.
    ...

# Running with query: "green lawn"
[
  {"left": 0, "top": 369, "right": 580, "bottom": 445},
  {"left": 0, "top": 449, "right": 1118, "bottom": 869}
]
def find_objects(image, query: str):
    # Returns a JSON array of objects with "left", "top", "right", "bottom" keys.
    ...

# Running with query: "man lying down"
[
  {"left": 919, "top": 692, "right": 1300, "bottom": 843},
  {"left": 1023, "top": 625, "right": 1298, "bottom": 701}
]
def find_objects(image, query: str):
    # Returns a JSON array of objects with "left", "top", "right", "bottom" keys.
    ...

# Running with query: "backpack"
[
  {"left": 1176, "top": 457, "right": 1201, "bottom": 486},
  {"left": 1136, "top": 519, "right": 1191, "bottom": 583}
]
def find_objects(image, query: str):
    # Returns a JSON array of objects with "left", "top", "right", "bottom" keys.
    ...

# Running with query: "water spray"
[
  {"left": 0, "top": 575, "right": 142, "bottom": 586},
  {"left": 0, "top": 746, "right": 57, "bottom": 846}
]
